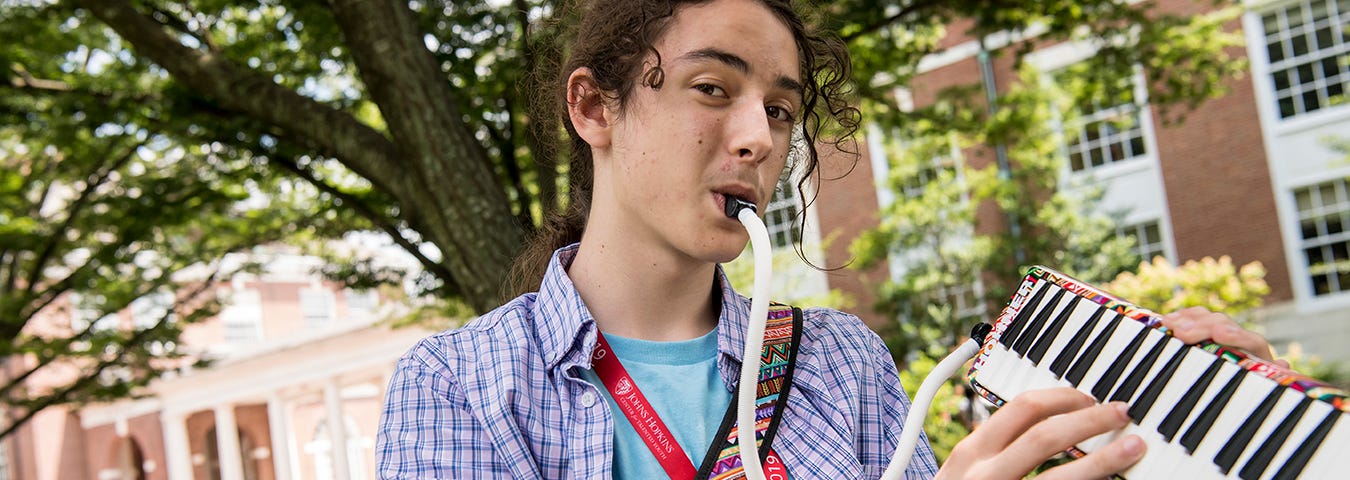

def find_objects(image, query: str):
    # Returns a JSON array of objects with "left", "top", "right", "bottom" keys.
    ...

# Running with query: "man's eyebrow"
[{"left": 679, "top": 47, "right": 804, "bottom": 95}]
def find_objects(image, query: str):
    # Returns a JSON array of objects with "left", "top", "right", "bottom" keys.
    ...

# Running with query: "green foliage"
[
  {"left": 723, "top": 240, "right": 855, "bottom": 310},
  {"left": 1103, "top": 256, "right": 1271, "bottom": 320},
  {"left": 1275, "top": 342, "right": 1350, "bottom": 391},
  {"left": 897, "top": 355, "right": 971, "bottom": 463},
  {"left": 845, "top": 2, "right": 1246, "bottom": 366}
]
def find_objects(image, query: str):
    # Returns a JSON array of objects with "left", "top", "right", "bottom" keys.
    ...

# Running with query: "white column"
[
  {"left": 213, "top": 405, "right": 245, "bottom": 480},
  {"left": 266, "top": 395, "right": 295, "bottom": 480},
  {"left": 324, "top": 379, "right": 352, "bottom": 480},
  {"left": 161, "top": 412, "right": 194, "bottom": 480},
  {"left": 285, "top": 398, "right": 303, "bottom": 480}
]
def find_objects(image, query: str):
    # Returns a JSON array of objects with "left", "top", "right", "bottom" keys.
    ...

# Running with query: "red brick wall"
[
  {"left": 83, "top": 413, "right": 170, "bottom": 480},
  {"left": 1148, "top": 41, "right": 1291, "bottom": 302}
]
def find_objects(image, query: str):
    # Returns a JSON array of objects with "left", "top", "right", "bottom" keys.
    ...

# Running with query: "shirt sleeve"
[{"left": 375, "top": 338, "right": 513, "bottom": 478}]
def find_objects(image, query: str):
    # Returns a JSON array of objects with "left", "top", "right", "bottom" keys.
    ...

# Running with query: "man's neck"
[{"left": 567, "top": 236, "right": 721, "bottom": 342}]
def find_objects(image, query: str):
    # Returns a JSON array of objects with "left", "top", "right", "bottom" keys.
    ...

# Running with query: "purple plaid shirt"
[{"left": 376, "top": 244, "right": 940, "bottom": 479}]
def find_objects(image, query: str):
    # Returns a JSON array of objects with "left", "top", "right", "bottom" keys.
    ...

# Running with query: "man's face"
[{"left": 591, "top": 0, "right": 802, "bottom": 264}]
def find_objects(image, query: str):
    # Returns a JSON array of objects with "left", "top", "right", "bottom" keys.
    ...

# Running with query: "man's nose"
[{"left": 727, "top": 101, "right": 774, "bottom": 164}]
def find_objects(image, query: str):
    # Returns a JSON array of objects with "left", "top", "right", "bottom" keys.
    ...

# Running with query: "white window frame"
[
  {"left": 1025, "top": 41, "right": 1180, "bottom": 268},
  {"left": 220, "top": 288, "right": 264, "bottom": 344},
  {"left": 1245, "top": 0, "right": 1350, "bottom": 311},
  {"left": 1291, "top": 177, "right": 1350, "bottom": 297},
  {"left": 343, "top": 288, "right": 379, "bottom": 323},
  {"left": 300, "top": 286, "right": 337, "bottom": 328},
  {"left": 1116, "top": 219, "right": 1173, "bottom": 265},
  {"left": 1255, "top": 0, "right": 1350, "bottom": 121},
  {"left": 763, "top": 174, "right": 802, "bottom": 251},
  {"left": 1246, "top": 0, "right": 1350, "bottom": 136}
]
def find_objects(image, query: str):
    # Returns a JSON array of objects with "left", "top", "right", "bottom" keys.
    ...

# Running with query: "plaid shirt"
[{"left": 376, "top": 245, "right": 940, "bottom": 479}]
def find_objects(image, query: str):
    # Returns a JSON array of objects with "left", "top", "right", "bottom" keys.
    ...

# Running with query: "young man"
[{"left": 376, "top": 1, "right": 1282, "bottom": 478}]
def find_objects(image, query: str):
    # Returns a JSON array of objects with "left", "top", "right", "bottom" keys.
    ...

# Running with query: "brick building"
[{"left": 798, "top": 0, "right": 1350, "bottom": 364}]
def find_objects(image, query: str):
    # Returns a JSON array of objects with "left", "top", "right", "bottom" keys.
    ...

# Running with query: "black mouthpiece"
[
  {"left": 724, "top": 195, "right": 756, "bottom": 218},
  {"left": 970, "top": 323, "right": 993, "bottom": 344}
]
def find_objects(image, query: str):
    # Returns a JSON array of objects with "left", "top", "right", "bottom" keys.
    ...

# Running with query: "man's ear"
[{"left": 567, "top": 67, "right": 613, "bottom": 149}]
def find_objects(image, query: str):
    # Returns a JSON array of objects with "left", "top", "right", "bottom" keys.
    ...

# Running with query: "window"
[
  {"left": 1295, "top": 177, "right": 1350, "bottom": 296},
  {"left": 1064, "top": 89, "right": 1148, "bottom": 172},
  {"left": 301, "top": 288, "right": 337, "bottom": 328},
  {"left": 1117, "top": 220, "right": 1167, "bottom": 263},
  {"left": 1261, "top": 0, "right": 1350, "bottom": 119},
  {"left": 344, "top": 289, "right": 378, "bottom": 323},
  {"left": 898, "top": 155, "right": 959, "bottom": 199},
  {"left": 763, "top": 176, "right": 801, "bottom": 250},
  {"left": 220, "top": 289, "right": 263, "bottom": 344}
]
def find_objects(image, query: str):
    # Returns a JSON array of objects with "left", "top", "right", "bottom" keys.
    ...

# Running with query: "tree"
[
  {"left": 0, "top": 0, "right": 1248, "bottom": 434},
  {"left": 0, "top": 78, "right": 343, "bottom": 437},
  {"left": 843, "top": 3, "right": 1248, "bottom": 366}
]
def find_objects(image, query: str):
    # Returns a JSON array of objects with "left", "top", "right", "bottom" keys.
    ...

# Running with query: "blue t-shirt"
[{"left": 579, "top": 327, "right": 732, "bottom": 479}]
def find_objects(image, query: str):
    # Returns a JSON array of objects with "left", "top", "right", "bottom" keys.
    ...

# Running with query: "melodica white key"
[{"left": 966, "top": 266, "right": 1350, "bottom": 479}]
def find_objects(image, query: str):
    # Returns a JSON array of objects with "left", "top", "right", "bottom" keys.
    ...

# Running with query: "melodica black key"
[
  {"left": 1108, "top": 331, "right": 1172, "bottom": 404},
  {"left": 1158, "top": 355, "right": 1223, "bottom": 441},
  {"left": 1064, "top": 312, "right": 1123, "bottom": 386},
  {"left": 968, "top": 265, "right": 1350, "bottom": 480},
  {"left": 1047, "top": 307, "right": 1107, "bottom": 379},
  {"left": 1180, "top": 367, "right": 1245, "bottom": 453},
  {"left": 1214, "top": 386, "right": 1285, "bottom": 474},
  {"left": 1026, "top": 295, "right": 1082, "bottom": 365},
  {"left": 1239, "top": 396, "right": 1313, "bottom": 480},
  {"left": 1271, "top": 408, "right": 1340, "bottom": 480},
  {"left": 1126, "top": 344, "right": 1188, "bottom": 423},
  {"left": 1010, "top": 288, "right": 1068, "bottom": 356},
  {"left": 1089, "top": 327, "right": 1150, "bottom": 402},
  {"left": 998, "top": 282, "right": 1052, "bottom": 348}
]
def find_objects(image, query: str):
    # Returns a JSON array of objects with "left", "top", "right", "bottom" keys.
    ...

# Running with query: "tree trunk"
[{"left": 76, "top": 0, "right": 526, "bottom": 311}]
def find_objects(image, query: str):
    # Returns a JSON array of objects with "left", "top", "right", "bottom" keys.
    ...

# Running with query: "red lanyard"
[{"left": 590, "top": 332, "right": 788, "bottom": 480}]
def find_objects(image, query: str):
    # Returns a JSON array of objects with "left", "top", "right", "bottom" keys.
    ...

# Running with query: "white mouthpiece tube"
[
  {"left": 880, "top": 338, "right": 983, "bottom": 480},
  {"left": 736, "top": 207, "right": 773, "bottom": 480}
]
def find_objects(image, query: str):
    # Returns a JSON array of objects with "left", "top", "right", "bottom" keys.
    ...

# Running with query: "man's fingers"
[
  {"left": 1035, "top": 434, "right": 1147, "bottom": 480},
  {"left": 1162, "top": 308, "right": 1278, "bottom": 362},
  {"left": 990, "top": 401, "right": 1134, "bottom": 475},
  {"left": 968, "top": 388, "right": 1097, "bottom": 451}
]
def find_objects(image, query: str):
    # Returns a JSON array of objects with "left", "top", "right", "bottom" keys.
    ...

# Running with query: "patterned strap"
[{"left": 697, "top": 303, "right": 803, "bottom": 480}]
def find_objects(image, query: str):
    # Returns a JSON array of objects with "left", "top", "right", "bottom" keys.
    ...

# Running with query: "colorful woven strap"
[{"left": 697, "top": 303, "right": 801, "bottom": 480}]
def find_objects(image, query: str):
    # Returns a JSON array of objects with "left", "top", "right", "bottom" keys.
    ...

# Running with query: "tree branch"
[
  {"left": 326, "top": 0, "right": 524, "bottom": 310},
  {"left": 146, "top": 5, "right": 220, "bottom": 54},
  {"left": 21, "top": 139, "right": 142, "bottom": 304},
  {"left": 71, "top": 0, "right": 407, "bottom": 202},
  {"left": 265, "top": 154, "right": 462, "bottom": 294},
  {"left": 0, "top": 262, "right": 228, "bottom": 440},
  {"left": 842, "top": 0, "right": 948, "bottom": 43},
  {"left": 482, "top": 111, "right": 535, "bottom": 229}
]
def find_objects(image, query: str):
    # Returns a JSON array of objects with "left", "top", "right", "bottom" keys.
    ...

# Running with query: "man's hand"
[
  {"left": 936, "top": 387, "right": 1145, "bottom": 479},
  {"left": 1159, "top": 307, "right": 1288, "bottom": 368}
]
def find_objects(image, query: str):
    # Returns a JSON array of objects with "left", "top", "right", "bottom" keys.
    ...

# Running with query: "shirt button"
[{"left": 579, "top": 391, "right": 597, "bottom": 408}]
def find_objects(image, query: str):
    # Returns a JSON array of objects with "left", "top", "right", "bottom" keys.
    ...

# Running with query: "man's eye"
[
  {"left": 694, "top": 84, "right": 726, "bottom": 97},
  {"left": 766, "top": 106, "right": 794, "bottom": 122}
]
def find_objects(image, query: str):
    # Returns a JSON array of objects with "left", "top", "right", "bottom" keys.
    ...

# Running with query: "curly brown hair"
[{"left": 504, "top": 0, "right": 860, "bottom": 300}]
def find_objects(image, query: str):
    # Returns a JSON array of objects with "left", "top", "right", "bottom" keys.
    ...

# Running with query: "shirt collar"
[
  {"left": 534, "top": 244, "right": 597, "bottom": 371},
  {"left": 532, "top": 243, "right": 753, "bottom": 377}
]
